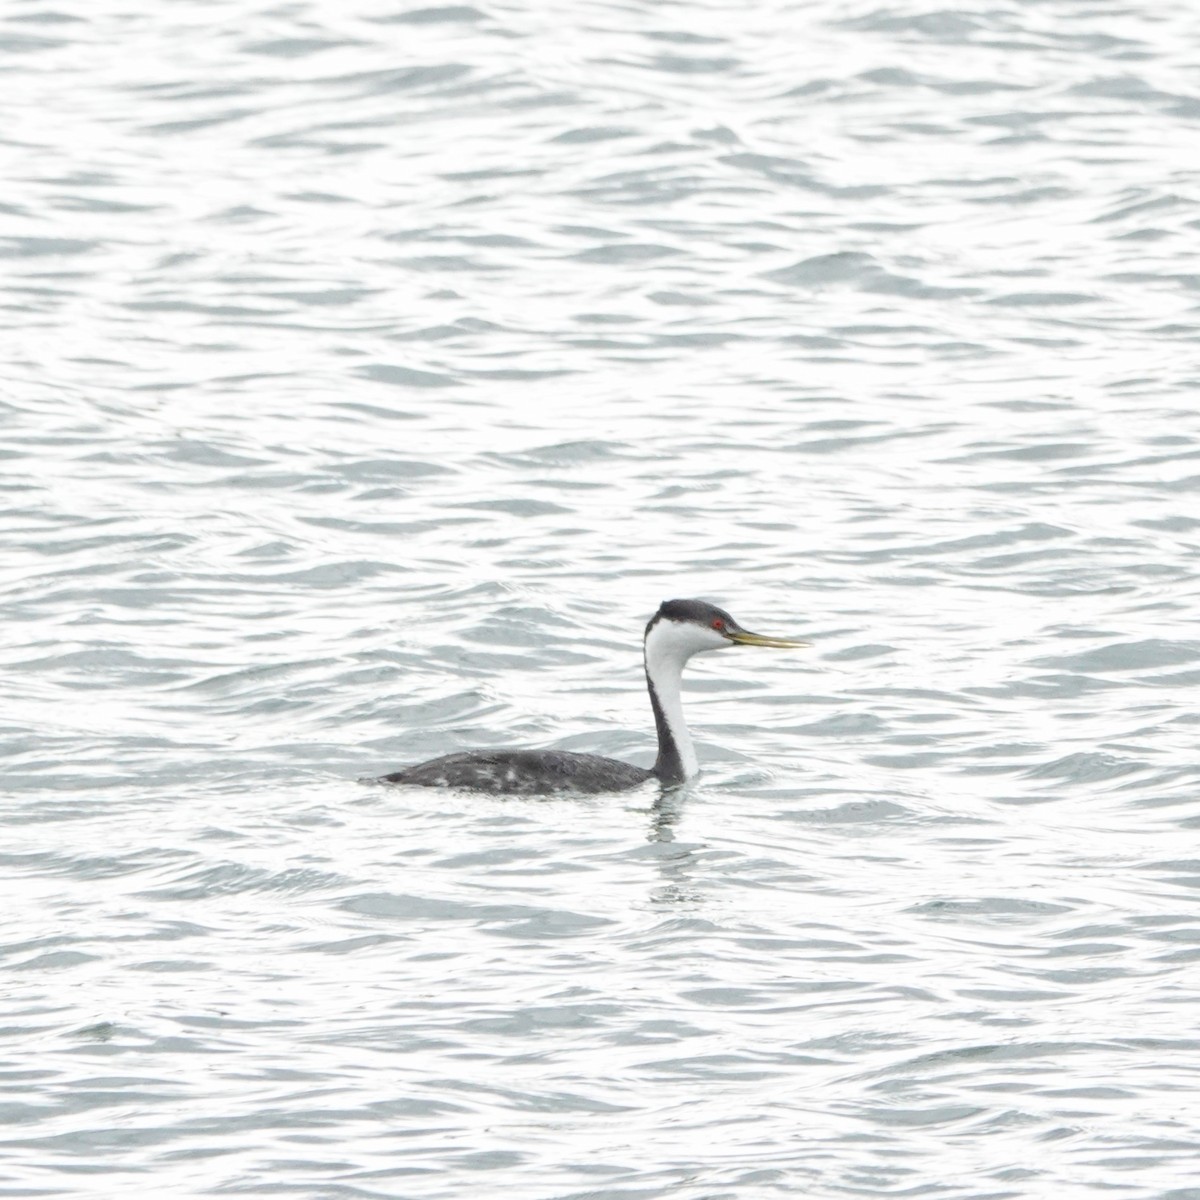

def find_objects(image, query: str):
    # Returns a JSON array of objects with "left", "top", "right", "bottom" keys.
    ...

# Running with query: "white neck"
[{"left": 643, "top": 619, "right": 704, "bottom": 781}]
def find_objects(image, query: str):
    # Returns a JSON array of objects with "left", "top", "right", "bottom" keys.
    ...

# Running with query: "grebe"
[{"left": 377, "top": 599, "right": 808, "bottom": 795}]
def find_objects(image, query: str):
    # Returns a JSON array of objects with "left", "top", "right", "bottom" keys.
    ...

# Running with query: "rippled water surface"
[{"left": 4, "top": 1, "right": 1200, "bottom": 1196}]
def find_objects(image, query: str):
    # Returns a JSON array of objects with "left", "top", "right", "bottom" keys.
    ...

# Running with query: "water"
[{"left": 4, "top": 0, "right": 1200, "bottom": 1195}]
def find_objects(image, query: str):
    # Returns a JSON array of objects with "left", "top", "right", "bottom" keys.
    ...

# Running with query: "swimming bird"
[{"left": 377, "top": 599, "right": 808, "bottom": 795}]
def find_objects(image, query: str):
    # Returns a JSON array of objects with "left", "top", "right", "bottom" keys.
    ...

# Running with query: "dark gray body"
[{"left": 378, "top": 749, "right": 654, "bottom": 795}]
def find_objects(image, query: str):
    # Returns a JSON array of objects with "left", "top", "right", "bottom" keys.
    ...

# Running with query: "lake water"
[{"left": 4, "top": 1, "right": 1200, "bottom": 1196}]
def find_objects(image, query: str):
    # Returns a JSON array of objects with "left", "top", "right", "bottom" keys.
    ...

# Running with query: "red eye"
[{"left": 711, "top": 618, "right": 725, "bottom": 631}]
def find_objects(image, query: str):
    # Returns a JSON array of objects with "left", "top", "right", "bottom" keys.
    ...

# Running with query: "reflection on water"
[{"left": 649, "top": 789, "right": 686, "bottom": 846}]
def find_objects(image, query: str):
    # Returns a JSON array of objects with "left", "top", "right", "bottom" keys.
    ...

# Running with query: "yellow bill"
[{"left": 726, "top": 629, "right": 811, "bottom": 649}]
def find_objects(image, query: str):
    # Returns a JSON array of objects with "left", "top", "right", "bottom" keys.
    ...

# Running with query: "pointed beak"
[{"left": 725, "top": 628, "right": 811, "bottom": 649}]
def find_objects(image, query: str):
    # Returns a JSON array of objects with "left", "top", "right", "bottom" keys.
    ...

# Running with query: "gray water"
[{"left": 4, "top": 0, "right": 1200, "bottom": 1196}]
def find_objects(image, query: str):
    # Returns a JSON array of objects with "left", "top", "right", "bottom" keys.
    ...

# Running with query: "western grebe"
[{"left": 377, "top": 598, "right": 809, "bottom": 795}]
